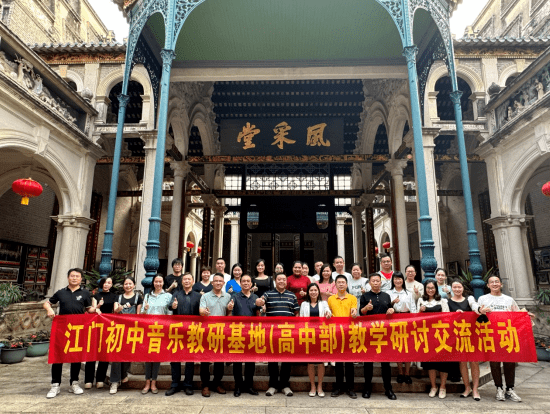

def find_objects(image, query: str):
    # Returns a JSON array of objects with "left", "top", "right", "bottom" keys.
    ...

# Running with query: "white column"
[
  {"left": 336, "top": 214, "right": 346, "bottom": 259},
  {"left": 48, "top": 216, "right": 95, "bottom": 295},
  {"left": 168, "top": 161, "right": 191, "bottom": 262},
  {"left": 189, "top": 252, "right": 198, "bottom": 280},
  {"left": 228, "top": 212, "right": 240, "bottom": 266},
  {"left": 135, "top": 132, "right": 157, "bottom": 287},
  {"left": 211, "top": 205, "right": 228, "bottom": 261},
  {"left": 385, "top": 159, "right": 410, "bottom": 273},
  {"left": 349, "top": 206, "right": 364, "bottom": 264},
  {"left": 486, "top": 215, "right": 535, "bottom": 306}
]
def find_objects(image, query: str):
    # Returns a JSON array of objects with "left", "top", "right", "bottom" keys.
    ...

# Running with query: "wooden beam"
[
  {"left": 97, "top": 156, "right": 173, "bottom": 164},
  {"left": 187, "top": 170, "right": 210, "bottom": 193}
]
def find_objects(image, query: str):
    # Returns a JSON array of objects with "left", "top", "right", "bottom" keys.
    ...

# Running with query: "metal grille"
[{"left": 245, "top": 163, "right": 330, "bottom": 191}]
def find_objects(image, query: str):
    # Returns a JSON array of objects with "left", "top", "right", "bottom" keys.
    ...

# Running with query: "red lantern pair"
[{"left": 12, "top": 178, "right": 43, "bottom": 205}]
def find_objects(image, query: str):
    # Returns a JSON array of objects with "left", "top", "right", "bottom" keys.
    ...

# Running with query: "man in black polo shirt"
[
  {"left": 165, "top": 272, "right": 202, "bottom": 396},
  {"left": 44, "top": 268, "right": 95, "bottom": 398},
  {"left": 256, "top": 273, "right": 299, "bottom": 397},
  {"left": 164, "top": 258, "right": 184, "bottom": 293},
  {"left": 228, "top": 273, "right": 260, "bottom": 397},
  {"left": 359, "top": 273, "right": 396, "bottom": 400}
]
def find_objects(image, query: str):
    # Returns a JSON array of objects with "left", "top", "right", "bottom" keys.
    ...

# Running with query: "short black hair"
[
  {"left": 333, "top": 256, "right": 344, "bottom": 262},
  {"left": 171, "top": 258, "right": 183, "bottom": 267},
  {"left": 213, "top": 272, "right": 225, "bottom": 280},
  {"left": 67, "top": 268, "right": 83, "bottom": 278},
  {"left": 405, "top": 264, "right": 416, "bottom": 273},
  {"left": 368, "top": 272, "right": 381, "bottom": 281},
  {"left": 379, "top": 253, "right": 391, "bottom": 261},
  {"left": 334, "top": 274, "right": 347, "bottom": 284}
]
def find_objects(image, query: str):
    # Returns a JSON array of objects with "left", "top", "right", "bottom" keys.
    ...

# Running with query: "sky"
[{"left": 89, "top": 0, "right": 489, "bottom": 43}]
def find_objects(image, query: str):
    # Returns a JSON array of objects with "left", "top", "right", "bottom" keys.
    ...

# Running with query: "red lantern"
[
  {"left": 375, "top": 247, "right": 379, "bottom": 254},
  {"left": 186, "top": 241, "right": 194, "bottom": 249},
  {"left": 382, "top": 241, "right": 391, "bottom": 249},
  {"left": 543, "top": 181, "right": 550, "bottom": 197},
  {"left": 197, "top": 247, "right": 202, "bottom": 254},
  {"left": 12, "top": 178, "right": 43, "bottom": 205}
]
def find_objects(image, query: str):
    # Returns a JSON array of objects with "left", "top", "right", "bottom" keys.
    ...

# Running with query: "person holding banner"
[
  {"left": 44, "top": 268, "right": 96, "bottom": 398},
  {"left": 110, "top": 276, "right": 143, "bottom": 394},
  {"left": 227, "top": 273, "right": 261, "bottom": 397},
  {"left": 389, "top": 271, "right": 417, "bottom": 386},
  {"left": 84, "top": 276, "right": 118, "bottom": 390},
  {"left": 417, "top": 279, "right": 452, "bottom": 399},
  {"left": 448, "top": 279, "right": 482, "bottom": 401},
  {"left": 360, "top": 273, "right": 397, "bottom": 400},
  {"left": 141, "top": 274, "right": 172, "bottom": 394},
  {"left": 193, "top": 267, "right": 213, "bottom": 295},
  {"left": 166, "top": 272, "right": 201, "bottom": 397},
  {"left": 300, "top": 282, "right": 332, "bottom": 397},
  {"left": 255, "top": 273, "right": 299, "bottom": 397},
  {"left": 328, "top": 274, "right": 358, "bottom": 399},
  {"left": 199, "top": 273, "right": 232, "bottom": 397},
  {"left": 477, "top": 275, "right": 524, "bottom": 403}
]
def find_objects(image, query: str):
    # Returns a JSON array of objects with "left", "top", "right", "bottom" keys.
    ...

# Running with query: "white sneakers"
[
  {"left": 496, "top": 387, "right": 506, "bottom": 401},
  {"left": 506, "top": 388, "right": 522, "bottom": 402},
  {"left": 265, "top": 387, "right": 276, "bottom": 396},
  {"left": 110, "top": 383, "right": 118, "bottom": 394},
  {"left": 69, "top": 382, "right": 84, "bottom": 395},
  {"left": 96, "top": 382, "right": 104, "bottom": 389},
  {"left": 282, "top": 387, "right": 293, "bottom": 397},
  {"left": 46, "top": 383, "right": 60, "bottom": 398}
]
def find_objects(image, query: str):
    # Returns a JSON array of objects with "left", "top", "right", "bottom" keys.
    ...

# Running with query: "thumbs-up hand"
[
  {"left": 170, "top": 281, "right": 178, "bottom": 290},
  {"left": 144, "top": 301, "right": 149, "bottom": 311},
  {"left": 172, "top": 297, "right": 178, "bottom": 310},
  {"left": 200, "top": 289, "right": 205, "bottom": 296},
  {"left": 413, "top": 286, "right": 419, "bottom": 294},
  {"left": 367, "top": 300, "right": 373, "bottom": 310},
  {"left": 228, "top": 299, "right": 234, "bottom": 311},
  {"left": 252, "top": 283, "right": 258, "bottom": 292},
  {"left": 228, "top": 286, "right": 234, "bottom": 293},
  {"left": 204, "top": 307, "right": 211, "bottom": 316},
  {"left": 393, "top": 297, "right": 400, "bottom": 304},
  {"left": 98, "top": 298, "right": 104, "bottom": 307},
  {"left": 351, "top": 307, "right": 357, "bottom": 318},
  {"left": 361, "top": 287, "right": 366, "bottom": 294},
  {"left": 300, "top": 288, "right": 306, "bottom": 297}
]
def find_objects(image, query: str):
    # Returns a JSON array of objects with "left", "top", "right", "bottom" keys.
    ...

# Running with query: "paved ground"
[{"left": 1, "top": 357, "right": 549, "bottom": 414}]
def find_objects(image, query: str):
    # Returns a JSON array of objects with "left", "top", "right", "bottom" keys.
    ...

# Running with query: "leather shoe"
[
  {"left": 362, "top": 390, "right": 371, "bottom": 399},
  {"left": 331, "top": 389, "right": 341, "bottom": 397},
  {"left": 385, "top": 390, "right": 397, "bottom": 400},
  {"left": 184, "top": 387, "right": 194, "bottom": 396},
  {"left": 347, "top": 390, "right": 357, "bottom": 399},
  {"left": 165, "top": 387, "right": 179, "bottom": 396},
  {"left": 216, "top": 386, "right": 226, "bottom": 394},
  {"left": 202, "top": 387, "right": 210, "bottom": 397},
  {"left": 234, "top": 388, "right": 241, "bottom": 397},
  {"left": 246, "top": 388, "right": 259, "bottom": 396}
]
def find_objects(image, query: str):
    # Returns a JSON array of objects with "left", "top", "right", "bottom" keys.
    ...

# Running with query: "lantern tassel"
[{"left": 21, "top": 196, "right": 29, "bottom": 205}]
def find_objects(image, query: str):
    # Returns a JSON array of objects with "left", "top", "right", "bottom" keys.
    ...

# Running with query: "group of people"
[{"left": 44, "top": 254, "right": 527, "bottom": 404}]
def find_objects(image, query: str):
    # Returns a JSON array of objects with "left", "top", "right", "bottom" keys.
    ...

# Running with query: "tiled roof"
[
  {"left": 454, "top": 36, "right": 550, "bottom": 45},
  {"left": 29, "top": 42, "right": 126, "bottom": 53}
]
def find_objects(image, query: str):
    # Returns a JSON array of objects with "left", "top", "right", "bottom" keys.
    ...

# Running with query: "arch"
[
  {"left": 167, "top": 98, "right": 190, "bottom": 155},
  {"left": 58, "top": 69, "right": 84, "bottom": 92},
  {"left": 427, "top": 63, "right": 484, "bottom": 94},
  {"left": 387, "top": 94, "right": 412, "bottom": 154},
  {"left": 360, "top": 102, "right": 388, "bottom": 154},
  {"left": 0, "top": 136, "right": 78, "bottom": 215},
  {"left": 189, "top": 102, "right": 216, "bottom": 156},
  {"left": 498, "top": 65, "right": 521, "bottom": 88},
  {"left": 96, "top": 66, "right": 152, "bottom": 100}
]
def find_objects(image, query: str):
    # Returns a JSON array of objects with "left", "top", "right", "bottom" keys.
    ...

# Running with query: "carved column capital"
[
  {"left": 402, "top": 46, "right": 418, "bottom": 64},
  {"left": 384, "top": 158, "right": 408, "bottom": 176},
  {"left": 170, "top": 160, "right": 191, "bottom": 179}
]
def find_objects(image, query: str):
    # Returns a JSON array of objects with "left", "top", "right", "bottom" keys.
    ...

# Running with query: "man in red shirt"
[
  {"left": 377, "top": 253, "right": 393, "bottom": 292},
  {"left": 285, "top": 261, "right": 309, "bottom": 305}
]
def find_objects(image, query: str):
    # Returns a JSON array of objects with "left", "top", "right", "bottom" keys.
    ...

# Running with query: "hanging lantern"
[
  {"left": 12, "top": 178, "right": 43, "bottom": 205},
  {"left": 543, "top": 181, "right": 550, "bottom": 197},
  {"left": 186, "top": 241, "right": 194, "bottom": 249},
  {"left": 197, "top": 247, "right": 202, "bottom": 254},
  {"left": 382, "top": 241, "right": 391, "bottom": 249},
  {"left": 375, "top": 247, "right": 379, "bottom": 254}
]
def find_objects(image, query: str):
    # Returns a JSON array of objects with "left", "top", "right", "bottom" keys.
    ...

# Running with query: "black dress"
[
  {"left": 252, "top": 276, "right": 272, "bottom": 298},
  {"left": 448, "top": 298, "right": 471, "bottom": 312}
]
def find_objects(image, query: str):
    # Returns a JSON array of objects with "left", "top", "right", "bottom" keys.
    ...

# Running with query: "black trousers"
[
  {"left": 51, "top": 362, "right": 80, "bottom": 385},
  {"left": 268, "top": 362, "right": 291, "bottom": 389},
  {"left": 233, "top": 362, "right": 256, "bottom": 389},
  {"left": 84, "top": 361, "right": 109, "bottom": 384},
  {"left": 364, "top": 362, "right": 392, "bottom": 392},
  {"left": 490, "top": 362, "right": 515, "bottom": 389},
  {"left": 334, "top": 362, "right": 355, "bottom": 391},
  {"left": 200, "top": 362, "right": 224, "bottom": 389},
  {"left": 170, "top": 362, "right": 195, "bottom": 389}
]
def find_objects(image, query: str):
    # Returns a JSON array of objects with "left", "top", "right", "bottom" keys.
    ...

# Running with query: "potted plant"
[
  {"left": 534, "top": 336, "right": 550, "bottom": 361},
  {"left": 25, "top": 330, "right": 50, "bottom": 357},
  {"left": 0, "top": 283, "right": 23, "bottom": 318},
  {"left": 458, "top": 268, "right": 493, "bottom": 296},
  {"left": 535, "top": 289, "right": 550, "bottom": 306},
  {"left": 0, "top": 336, "right": 30, "bottom": 364}
]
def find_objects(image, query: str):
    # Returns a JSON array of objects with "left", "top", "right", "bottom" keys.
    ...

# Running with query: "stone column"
[
  {"left": 336, "top": 214, "right": 346, "bottom": 259},
  {"left": 168, "top": 161, "right": 191, "bottom": 262},
  {"left": 189, "top": 252, "right": 198, "bottom": 281},
  {"left": 385, "top": 159, "right": 410, "bottom": 273},
  {"left": 211, "top": 205, "right": 228, "bottom": 262},
  {"left": 48, "top": 215, "right": 95, "bottom": 295},
  {"left": 228, "top": 212, "right": 240, "bottom": 266},
  {"left": 134, "top": 132, "right": 157, "bottom": 287},
  {"left": 486, "top": 216, "right": 535, "bottom": 306},
  {"left": 349, "top": 206, "right": 364, "bottom": 265}
]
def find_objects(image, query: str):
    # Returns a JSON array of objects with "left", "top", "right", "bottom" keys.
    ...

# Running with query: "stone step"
[
  {"left": 114, "top": 363, "right": 492, "bottom": 394},
  {"left": 129, "top": 362, "right": 429, "bottom": 377}
]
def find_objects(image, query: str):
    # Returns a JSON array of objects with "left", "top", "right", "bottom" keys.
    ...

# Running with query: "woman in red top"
[{"left": 286, "top": 261, "right": 310, "bottom": 305}]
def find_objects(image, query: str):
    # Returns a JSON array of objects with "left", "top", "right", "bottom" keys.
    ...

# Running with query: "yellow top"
[{"left": 327, "top": 293, "right": 357, "bottom": 317}]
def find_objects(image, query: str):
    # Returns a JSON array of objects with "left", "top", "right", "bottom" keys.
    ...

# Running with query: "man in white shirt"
[
  {"left": 209, "top": 258, "right": 231, "bottom": 285},
  {"left": 332, "top": 256, "right": 351, "bottom": 284}
]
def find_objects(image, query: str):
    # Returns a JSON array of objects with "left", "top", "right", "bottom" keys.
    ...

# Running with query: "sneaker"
[
  {"left": 428, "top": 387, "right": 438, "bottom": 398},
  {"left": 69, "top": 382, "right": 84, "bottom": 395},
  {"left": 495, "top": 387, "right": 505, "bottom": 401},
  {"left": 505, "top": 388, "right": 522, "bottom": 402},
  {"left": 46, "top": 383, "right": 60, "bottom": 398},
  {"left": 96, "top": 382, "right": 104, "bottom": 389},
  {"left": 283, "top": 387, "right": 293, "bottom": 396},
  {"left": 84, "top": 383, "right": 92, "bottom": 389},
  {"left": 266, "top": 387, "right": 276, "bottom": 396},
  {"left": 110, "top": 383, "right": 118, "bottom": 395}
]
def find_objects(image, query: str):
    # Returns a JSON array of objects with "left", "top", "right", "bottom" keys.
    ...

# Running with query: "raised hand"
[
  {"left": 367, "top": 299, "right": 373, "bottom": 310},
  {"left": 172, "top": 297, "right": 178, "bottom": 310},
  {"left": 200, "top": 289, "right": 205, "bottom": 296},
  {"left": 227, "top": 299, "right": 234, "bottom": 311},
  {"left": 300, "top": 288, "right": 306, "bottom": 297},
  {"left": 350, "top": 307, "right": 357, "bottom": 318},
  {"left": 98, "top": 298, "right": 104, "bottom": 307},
  {"left": 144, "top": 301, "right": 149, "bottom": 311},
  {"left": 419, "top": 305, "right": 426, "bottom": 312}
]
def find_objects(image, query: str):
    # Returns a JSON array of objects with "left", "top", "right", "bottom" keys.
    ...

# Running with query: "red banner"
[{"left": 48, "top": 312, "right": 536, "bottom": 363}]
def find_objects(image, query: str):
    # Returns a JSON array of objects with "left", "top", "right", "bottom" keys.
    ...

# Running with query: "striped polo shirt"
[{"left": 262, "top": 289, "right": 299, "bottom": 317}]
